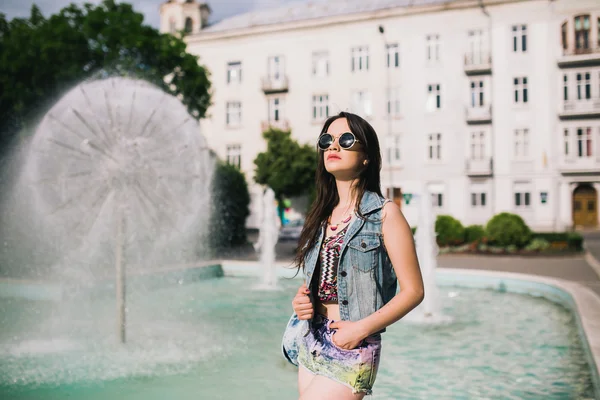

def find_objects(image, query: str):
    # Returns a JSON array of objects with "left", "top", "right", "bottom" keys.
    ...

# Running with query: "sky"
[{"left": 0, "top": 0, "right": 306, "bottom": 28}]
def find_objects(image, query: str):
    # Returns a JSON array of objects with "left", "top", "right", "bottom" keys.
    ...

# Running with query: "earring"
[{"left": 363, "top": 159, "right": 369, "bottom": 166}]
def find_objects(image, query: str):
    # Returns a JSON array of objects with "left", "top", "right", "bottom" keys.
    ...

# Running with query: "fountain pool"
[{"left": 0, "top": 266, "right": 596, "bottom": 400}]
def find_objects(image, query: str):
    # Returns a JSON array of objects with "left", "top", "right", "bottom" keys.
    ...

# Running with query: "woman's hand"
[
  {"left": 292, "top": 283, "right": 313, "bottom": 320},
  {"left": 329, "top": 320, "right": 368, "bottom": 350}
]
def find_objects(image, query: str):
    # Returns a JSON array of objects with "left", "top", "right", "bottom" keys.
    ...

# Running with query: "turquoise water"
[{"left": 0, "top": 277, "right": 595, "bottom": 399}]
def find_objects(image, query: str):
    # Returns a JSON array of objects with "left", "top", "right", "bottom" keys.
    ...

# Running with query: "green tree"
[
  {"left": 0, "top": 1, "right": 211, "bottom": 151},
  {"left": 254, "top": 128, "right": 317, "bottom": 219}
]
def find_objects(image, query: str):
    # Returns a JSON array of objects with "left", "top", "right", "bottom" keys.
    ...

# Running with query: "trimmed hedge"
[
  {"left": 208, "top": 162, "right": 251, "bottom": 252},
  {"left": 485, "top": 213, "right": 532, "bottom": 247},
  {"left": 435, "top": 215, "right": 465, "bottom": 246},
  {"left": 531, "top": 232, "right": 584, "bottom": 251}
]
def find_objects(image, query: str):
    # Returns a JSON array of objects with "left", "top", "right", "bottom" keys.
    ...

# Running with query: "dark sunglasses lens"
[
  {"left": 339, "top": 132, "right": 355, "bottom": 149},
  {"left": 318, "top": 134, "right": 333, "bottom": 150}
]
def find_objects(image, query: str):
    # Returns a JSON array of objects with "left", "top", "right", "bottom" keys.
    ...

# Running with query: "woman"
[{"left": 287, "top": 111, "right": 424, "bottom": 399}]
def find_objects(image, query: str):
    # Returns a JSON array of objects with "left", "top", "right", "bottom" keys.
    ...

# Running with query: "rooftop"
[{"left": 202, "top": 0, "right": 458, "bottom": 33}]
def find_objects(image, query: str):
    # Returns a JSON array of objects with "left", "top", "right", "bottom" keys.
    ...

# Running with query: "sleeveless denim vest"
[
  {"left": 305, "top": 190, "right": 397, "bottom": 328},
  {"left": 281, "top": 190, "right": 398, "bottom": 366}
]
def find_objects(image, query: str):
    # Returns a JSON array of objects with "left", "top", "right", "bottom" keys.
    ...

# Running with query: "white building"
[{"left": 160, "top": 0, "right": 600, "bottom": 231}]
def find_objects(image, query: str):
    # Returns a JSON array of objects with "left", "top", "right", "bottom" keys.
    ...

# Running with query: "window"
[
  {"left": 387, "top": 187, "right": 402, "bottom": 207},
  {"left": 226, "top": 144, "right": 241, "bottom": 169},
  {"left": 426, "top": 34, "right": 440, "bottom": 62},
  {"left": 226, "top": 101, "right": 241, "bottom": 126},
  {"left": 561, "top": 21, "right": 568, "bottom": 50},
  {"left": 431, "top": 193, "right": 443, "bottom": 208},
  {"left": 428, "top": 133, "right": 442, "bottom": 160},
  {"left": 576, "top": 127, "right": 593, "bottom": 157},
  {"left": 470, "top": 131, "right": 485, "bottom": 160},
  {"left": 387, "top": 134, "right": 401, "bottom": 165},
  {"left": 387, "top": 87, "right": 401, "bottom": 117},
  {"left": 514, "top": 191, "right": 531, "bottom": 208},
  {"left": 514, "top": 128, "right": 529, "bottom": 158},
  {"left": 386, "top": 43, "right": 399, "bottom": 68},
  {"left": 564, "top": 128, "right": 570, "bottom": 157},
  {"left": 184, "top": 17, "right": 193, "bottom": 33},
  {"left": 352, "top": 91, "right": 372, "bottom": 117},
  {"left": 312, "top": 94, "right": 329, "bottom": 121},
  {"left": 351, "top": 46, "right": 369, "bottom": 72},
  {"left": 268, "top": 97, "right": 283, "bottom": 122},
  {"left": 268, "top": 56, "right": 284, "bottom": 80},
  {"left": 427, "top": 84, "right": 441, "bottom": 110},
  {"left": 513, "top": 77, "right": 528, "bottom": 103},
  {"left": 576, "top": 72, "right": 591, "bottom": 100},
  {"left": 312, "top": 51, "right": 329, "bottom": 77},
  {"left": 470, "top": 79, "right": 485, "bottom": 107},
  {"left": 227, "top": 61, "right": 242, "bottom": 84},
  {"left": 467, "top": 29, "right": 487, "bottom": 64},
  {"left": 574, "top": 15, "right": 590, "bottom": 52},
  {"left": 471, "top": 192, "right": 487, "bottom": 207},
  {"left": 563, "top": 74, "right": 569, "bottom": 101},
  {"left": 169, "top": 18, "right": 176, "bottom": 34},
  {"left": 512, "top": 24, "right": 527, "bottom": 52}
]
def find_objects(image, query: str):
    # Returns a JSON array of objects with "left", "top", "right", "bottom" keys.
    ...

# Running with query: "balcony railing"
[
  {"left": 559, "top": 98, "right": 600, "bottom": 119},
  {"left": 261, "top": 75, "right": 289, "bottom": 94},
  {"left": 558, "top": 155, "right": 600, "bottom": 175},
  {"left": 464, "top": 52, "right": 492, "bottom": 75},
  {"left": 465, "top": 157, "right": 493, "bottom": 176},
  {"left": 261, "top": 119, "right": 290, "bottom": 132},
  {"left": 465, "top": 105, "right": 492, "bottom": 124},
  {"left": 558, "top": 44, "right": 600, "bottom": 68}
]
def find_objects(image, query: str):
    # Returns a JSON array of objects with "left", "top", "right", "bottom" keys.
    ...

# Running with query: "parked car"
[{"left": 278, "top": 218, "right": 305, "bottom": 242}]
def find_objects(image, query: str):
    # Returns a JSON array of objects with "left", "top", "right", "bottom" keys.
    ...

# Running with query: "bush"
[
  {"left": 485, "top": 213, "right": 532, "bottom": 247},
  {"left": 525, "top": 238, "right": 550, "bottom": 252},
  {"left": 208, "top": 162, "right": 250, "bottom": 252},
  {"left": 435, "top": 215, "right": 465, "bottom": 246},
  {"left": 465, "top": 225, "right": 485, "bottom": 243}
]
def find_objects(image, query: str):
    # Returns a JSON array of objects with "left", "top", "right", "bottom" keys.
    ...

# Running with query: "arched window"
[
  {"left": 184, "top": 17, "right": 193, "bottom": 34},
  {"left": 574, "top": 14, "right": 590, "bottom": 52}
]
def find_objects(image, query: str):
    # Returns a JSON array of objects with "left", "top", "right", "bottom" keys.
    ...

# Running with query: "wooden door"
[{"left": 573, "top": 184, "right": 598, "bottom": 227}]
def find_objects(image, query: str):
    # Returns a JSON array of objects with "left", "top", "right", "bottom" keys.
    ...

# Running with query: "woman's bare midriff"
[{"left": 315, "top": 300, "right": 341, "bottom": 321}]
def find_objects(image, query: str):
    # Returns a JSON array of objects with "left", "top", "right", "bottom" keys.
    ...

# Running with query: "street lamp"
[{"left": 378, "top": 25, "right": 394, "bottom": 201}]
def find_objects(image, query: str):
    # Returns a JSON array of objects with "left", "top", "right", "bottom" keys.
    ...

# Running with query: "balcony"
[
  {"left": 261, "top": 119, "right": 290, "bottom": 132},
  {"left": 465, "top": 105, "right": 492, "bottom": 124},
  {"left": 261, "top": 75, "right": 289, "bottom": 94},
  {"left": 465, "top": 157, "right": 493, "bottom": 177},
  {"left": 558, "top": 156, "right": 600, "bottom": 175},
  {"left": 464, "top": 52, "right": 492, "bottom": 75},
  {"left": 559, "top": 99, "right": 600, "bottom": 120},
  {"left": 558, "top": 44, "right": 600, "bottom": 68}
]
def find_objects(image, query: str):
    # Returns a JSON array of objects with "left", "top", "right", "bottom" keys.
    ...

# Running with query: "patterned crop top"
[{"left": 316, "top": 224, "right": 349, "bottom": 302}]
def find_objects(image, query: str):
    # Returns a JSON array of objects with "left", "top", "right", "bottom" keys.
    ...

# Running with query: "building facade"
[{"left": 160, "top": 0, "right": 600, "bottom": 231}]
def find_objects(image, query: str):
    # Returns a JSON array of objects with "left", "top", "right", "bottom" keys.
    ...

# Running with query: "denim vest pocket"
[{"left": 348, "top": 233, "right": 380, "bottom": 272}]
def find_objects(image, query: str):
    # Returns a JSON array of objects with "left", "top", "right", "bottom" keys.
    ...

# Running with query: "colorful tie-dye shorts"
[{"left": 297, "top": 313, "right": 382, "bottom": 395}]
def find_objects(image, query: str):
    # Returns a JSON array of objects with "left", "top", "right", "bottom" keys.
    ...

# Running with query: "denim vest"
[{"left": 303, "top": 190, "right": 397, "bottom": 332}]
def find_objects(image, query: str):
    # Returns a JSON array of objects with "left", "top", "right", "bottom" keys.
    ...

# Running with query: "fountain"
[
  {"left": 12, "top": 77, "right": 213, "bottom": 342},
  {"left": 403, "top": 184, "right": 451, "bottom": 324},
  {"left": 0, "top": 79, "right": 595, "bottom": 399},
  {"left": 253, "top": 187, "right": 280, "bottom": 289}
]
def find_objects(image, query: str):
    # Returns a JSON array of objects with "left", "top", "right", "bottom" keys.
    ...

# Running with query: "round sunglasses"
[{"left": 317, "top": 132, "right": 361, "bottom": 151}]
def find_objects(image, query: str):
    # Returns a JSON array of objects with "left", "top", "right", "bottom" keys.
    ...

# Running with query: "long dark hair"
[{"left": 293, "top": 111, "right": 383, "bottom": 271}]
